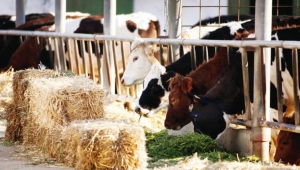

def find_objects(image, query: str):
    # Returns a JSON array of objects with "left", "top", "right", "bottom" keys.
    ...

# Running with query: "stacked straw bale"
[
  {"left": 6, "top": 69, "right": 62, "bottom": 141},
  {"left": 57, "top": 119, "right": 148, "bottom": 170},
  {"left": 5, "top": 69, "right": 104, "bottom": 144},
  {"left": 0, "top": 68, "right": 13, "bottom": 119},
  {"left": 5, "top": 69, "right": 149, "bottom": 170}
]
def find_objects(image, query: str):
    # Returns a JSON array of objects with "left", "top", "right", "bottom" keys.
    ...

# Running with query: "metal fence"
[{"left": 1, "top": 30, "right": 300, "bottom": 161}]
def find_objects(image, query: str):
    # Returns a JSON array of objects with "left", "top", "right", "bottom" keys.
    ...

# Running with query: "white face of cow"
[{"left": 121, "top": 38, "right": 159, "bottom": 86}]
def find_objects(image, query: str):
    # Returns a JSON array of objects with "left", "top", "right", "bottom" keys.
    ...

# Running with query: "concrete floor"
[{"left": 0, "top": 120, "right": 72, "bottom": 170}]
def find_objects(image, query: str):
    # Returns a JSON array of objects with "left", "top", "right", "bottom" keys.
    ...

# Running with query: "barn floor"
[{"left": 0, "top": 119, "right": 72, "bottom": 170}]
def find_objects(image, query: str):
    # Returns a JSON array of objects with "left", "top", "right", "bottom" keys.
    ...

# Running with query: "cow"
[
  {"left": 121, "top": 19, "right": 252, "bottom": 87},
  {"left": 184, "top": 49, "right": 282, "bottom": 161},
  {"left": 0, "top": 13, "right": 54, "bottom": 30},
  {"left": 164, "top": 26, "right": 300, "bottom": 133},
  {"left": 274, "top": 115, "right": 300, "bottom": 165},
  {"left": 165, "top": 27, "right": 300, "bottom": 160},
  {"left": 165, "top": 47, "right": 230, "bottom": 130},
  {"left": 0, "top": 15, "right": 55, "bottom": 70},
  {"left": 135, "top": 28, "right": 250, "bottom": 116},
  {"left": 0, "top": 35, "right": 49, "bottom": 72},
  {"left": 0, "top": 12, "right": 160, "bottom": 73},
  {"left": 136, "top": 63, "right": 176, "bottom": 116},
  {"left": 55, "top": 12, "right": 161, "bottom": 83},
  {"left": 163, "top": 22, "right": 300, "bottom": 132},
  {"left": 191, "top": 14, "right": 255, "bottom": 28}
]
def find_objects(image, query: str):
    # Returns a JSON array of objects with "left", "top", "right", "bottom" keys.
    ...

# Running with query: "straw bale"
[
  {"left": 6, "top": 69, "right": 64, "bottom": 141},
  {"left": 0, "top": 68, "right": 13, "bottom": 119},
  {"left": 154, "top": 153, "right": 299, "bottom": 170},
  {"left": 59, "top": 119, "right": 148, "bottom": 170},
  {"left": 102, "top": 96, "right": 166, "bottom": 133},
  {"left": 5, "top": 69, "right": 104, "bottom": 144},
  {"left": 24, "top": 76, "right": 103, "bottom": 145},
  {"left": 0, "top": 67, "right": 13, "bottom": 98}
]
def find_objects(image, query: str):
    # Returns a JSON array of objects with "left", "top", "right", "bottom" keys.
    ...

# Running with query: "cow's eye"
[
  {"left": 282, "top": 141, "right": 289, "bottom": 146},
  {"left": 133, "top": 56, "right": 138, "bottom": 62}
]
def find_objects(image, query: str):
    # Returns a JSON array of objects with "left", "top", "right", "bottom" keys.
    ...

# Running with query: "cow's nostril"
[{"left": 135, "top": 107, "right": 141, "bottom": 114}]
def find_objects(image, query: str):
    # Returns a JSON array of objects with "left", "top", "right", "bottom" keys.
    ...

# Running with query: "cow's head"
[
  {"left": 121, "top": 38, "right": 159, "bottom": 86},
  {"left": 138, "top": 70, "right": 175, "bottom": 113},
  {"left": 187, "top": 93, "right": 230, "bottom": 139},
  {"left": 164, "top": 74, "right": 193, "bottom": 130},
  {"left": 274, "top": 116, "right": 300, "bottom": 165},
  {"left": 138, "top": 78, "right": 165, "bottom": 111}
]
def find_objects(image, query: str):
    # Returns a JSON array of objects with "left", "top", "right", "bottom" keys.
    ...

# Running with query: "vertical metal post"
[
  {"left": 292, "top": 49, "right": 300, "bottom": 125},
  {"left": 168, "top": 0, "right": 182, "bottom": 61},
  {"left": 55, "top": 0, "right": 66, "bottom": 71},
  {"left": 252, "top": 0, "right": 272, "bottom": 162},
  {"left": 103, "top": 0, "right": 116, "bottom": 94},
  {"left": 55, "top": 0, "right": 66, "bottom": 33},
  {"left": 240, "top": 48, "right": 251, "bottom": 120},
  {"left": 16, "top": 0, "right": 26, "bottom": 27},
  {"left": 275, "top": 48, "right": 283, "bottom": 123}
]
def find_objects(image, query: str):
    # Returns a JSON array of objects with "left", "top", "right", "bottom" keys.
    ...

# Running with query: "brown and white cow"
[
  {"left": 274, "top": 115, "right": 300, "bottom": 165},
  {"left": 59, "top": 12, "right": 160, "bottom": 84},
  {"left": 0, "top": 15, "right": 55, "bottom": 70},
  {"left": 0, "top": 35, "right": 48, "bottom": 72}
]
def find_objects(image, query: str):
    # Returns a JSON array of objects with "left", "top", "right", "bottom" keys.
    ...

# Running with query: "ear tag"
[{"left": 189, "top": 104, "right": 193, "bottom": 112}]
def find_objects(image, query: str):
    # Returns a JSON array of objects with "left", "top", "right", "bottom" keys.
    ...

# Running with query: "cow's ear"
[
  {"left": 145, "top": 43, "right": 155, "bottom": 56},
  {"left": 181, "top": 77, "right": 193, "bottom": 93}
]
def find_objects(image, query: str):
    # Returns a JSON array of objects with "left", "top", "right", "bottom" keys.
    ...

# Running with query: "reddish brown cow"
[
  {"left": 274, "top": 115, "right": 300, "bottom": 165},
  {"left": 164, "top": 29, "right": 250, "bottom": 130},
  {"left": 0, "top": 36, "right": 48, "bottom": 72},
  {"left": 165, "top": 47, "right": 229, "bottom": 130}
]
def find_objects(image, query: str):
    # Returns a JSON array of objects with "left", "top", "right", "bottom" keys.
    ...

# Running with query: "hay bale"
[
  {"left": 6, "top": 69, "right": 63, "bottom": 141},
  {"left": 0, "top": 68, "right": 13, "bottom": 119},
  {"left": 103, "top": 96, "right": 167, "bottom": 133},
  {"left": 0, "top": 68, "right": 13, "bottom": 98},
  {"left": 58, "top": 119, "right": 148, "bottom": 170},
  {"left": 5, "top": 69, "right": 104, "bottom": 143}
]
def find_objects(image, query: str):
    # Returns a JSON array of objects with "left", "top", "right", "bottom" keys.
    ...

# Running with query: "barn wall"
[
  {"left": 0, "top": 0, "right": 229, "bottom": 36},
  {"left": 133, "top": 0, "right": 228, "bottom": 34},
  {"left": 0, "top": 0, "right": 55, "bottom": 15},
  {"left": 66, "top": 0, "right": 133, "bottom": 15}
]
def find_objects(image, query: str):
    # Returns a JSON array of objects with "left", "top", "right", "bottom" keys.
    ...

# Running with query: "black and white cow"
[
  {"left": 128, "top": 15, "right": 300, "bottom": 117},
  {"left": 183, "top": 27, "right": 300, "bottom": 161}
]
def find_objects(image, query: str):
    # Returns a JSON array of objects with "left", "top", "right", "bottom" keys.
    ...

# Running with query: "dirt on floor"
[{"left": 0, "top": 120, "right": 72, "bottom": 170}]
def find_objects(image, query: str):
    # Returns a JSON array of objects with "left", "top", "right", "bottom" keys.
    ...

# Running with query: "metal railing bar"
[
  {"left": 53, "top": 38, "right": 61, "bottom": 71},
  {"left": 65, "top": 38, "right": 73, "bottom": 71},
  {"left": 275, "top": 47, "right": 283, "bottom": 123},
  {"left": 292, "top": 49, "right": 300, "bottom": 125},
  {"left": 46, "top": 38, "right": 54, "bottom": 69},
  {"left": 59, "top": 38, "right": 67, "bottom": 70},
  {"left": 103, "top": 40, "right": 112, "bottom": 93},
  {"left": 240, "top": 47, "right": 251, "bottom": 120},
  {"left": 79, "top": 39, "right": 88, "bottom": 76},
  {"left": 230, "top": 119, "right": 252, "bottom": 127},
  {"left": 94, "top": 40, "right": 103, "bottom": 85},
  {"left": 87, "top": 40, "right": 95, "bottom": 81},
  {"left": 260, "top": 120, "right": 300, "bottom": 133},
  {"left": 4, "top": 30, "right": 300, "bottom": 49},
  {"left": 112, "top": 40, "right": 121, "bottom": 95},
  {"left": 73, "top": 39, "right": 81, "bottom": 74}
]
